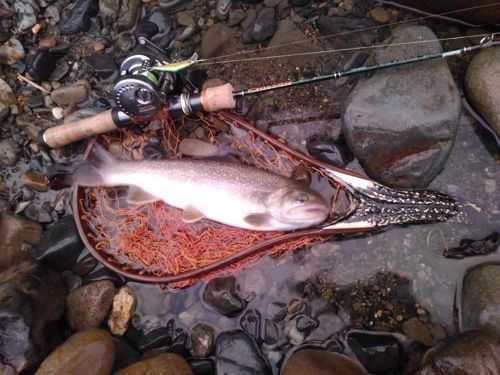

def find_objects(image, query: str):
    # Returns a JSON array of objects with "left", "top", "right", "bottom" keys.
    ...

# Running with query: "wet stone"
[
  {"left": 147, "top": 10, "right": 171, "bottom": 42},
  {"left": 114, "top": 353, "right": 193, "bottom": 375},
  {"left": 282, "top": 350, "right": 366, "bottom": 375},
  {"left": 347, "top": 331, "right": 402, "bottom": 373},
  {"left": 0, "top": 139, "right": 20, "bottom": 166},
  {"left": 30, "top": 216, "right": 86, "bottom": 272},
  {"left": 307, "top": 138, "right": 352, "bottom": 168},
  {"left": 416, "top": 330, "right": 500, "bottom": 375},
  {"left": 107, "top": 286, "right": 136, "bottom": 336},
  {"left": 21, "top": 170, "right": 48, "bottom": 192},
  {"left": 0, "top": 78, "right": 16, "bottom": 120},
  {"left": 73, "top": 254, "right": 98, "bottom": 276},
  {"left": 0, "top": 38, "right": 25, "bottom": 66},
  {"left": 137, "top": 327, "right": 173, "bottom": 353},
  {"left": 460, "top": 262, "right": 500, "bottom": 334},
  {"left": 112, "top": 336, "right": 140, "bottom": 372},
  {"left": 402, "top": 317, "right": 433, "bottom": 347},
  {"left": 0, "top": 211, "right": 42, "bottom": 271},
  {"left": 201, "top": 23, "right": 233, "bottom": 58},
  {"left": 216, "top": 330, "right": 271, "bottom": 375},
  {"left": 342, "top": 25, "right": 460, "bottom": 188},
  {"left": 203, "top": 276, "right": 247, "bottom": 317},
  {"left": 263, "top": 319, "right": 280, "bottom": 345},
  {"left": 59, "top": 0, "right": 99, "bottom": 35},
  {"left": 240, "top": 309, "right": 262, "bottom": 340},
  {"left": 228, "top": 9, "right": 246, "bottom": 26},
  {"left": 465, "top": 45, "right": 500, "bottom": 136},
  {"left": 66, "top": 280, "right": 117, "bottom": 331},
  {"left": 35, "top": 329, "right": 115, "bottom": 375},
  {"left": 190, "top": 323, "right": 215, "bottom": 358},
  {"left": 266, "top": 301, "right": 288, "bottom": 322},
  {"left": 0, "top": 260, "right": 65, "bottom": 374},
  {"left": 188, "top": 358, "right": 215, "bottom": 375}
]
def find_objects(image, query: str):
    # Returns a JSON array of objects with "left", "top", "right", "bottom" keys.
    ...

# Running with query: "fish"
[{"left": 73, "top": 146, "right": 330, "bottom": 231}]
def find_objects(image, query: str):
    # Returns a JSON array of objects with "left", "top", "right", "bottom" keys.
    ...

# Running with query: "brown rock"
[
  {"left": 0, "top": 211, "right": 42, "bottom": 271},
  {"left": 201, "top": 23, "right": 233, "bottom": 58},
  {"left": 35, "top": 329, "right": 115, "bottom": 375},
  {"left": 402, "top": 318, "right": 433, "bottom": 346},
  {"left": 66, "top": 281, "right": 117, "bottom": 331},
  {"left": 370, "top": 7, "right": 391, "bottom": 23},
  {"left": 50, "top": 82, "right": 90, "bottom": 106},
  {"left": 416, "top": 330, "right": 500, "bottom": 375},
  {"left": 282, "top": 350, "right": 366, "bottom": 375},
  {"left": 113, "top": 353, "right": 193, "bottom": 375},
  {"left": 21, "top": 171, "right": 49, "bottom": 192},
  {"left": 107, "top": 286, "right": 136, "bottom": 336},
  {"left": 39, "top": 37, "right": 57, "bottom": 50},
  {"left": 465, "top": 47, "right": 500, "bottom": 136}
]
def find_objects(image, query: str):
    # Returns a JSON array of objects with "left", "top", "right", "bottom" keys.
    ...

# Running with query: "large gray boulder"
[{"left": 342, "top": 25, "right": 461, "bottom": 188}]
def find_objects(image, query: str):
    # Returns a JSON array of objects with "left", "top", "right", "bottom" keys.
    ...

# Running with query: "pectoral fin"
[
  {"left": 181, "top": 205, "right": 205, "bottom": 223},
  {"left": 127, "top": 186, "right": 160, "bottom": 205},
  {"left": 243, "top": 213, "right": 274, "bottom": 228}
]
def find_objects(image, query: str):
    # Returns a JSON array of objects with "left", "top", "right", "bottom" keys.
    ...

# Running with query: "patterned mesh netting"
[{"left": 77, "top": 113, "right": 343, "bottom": 288}]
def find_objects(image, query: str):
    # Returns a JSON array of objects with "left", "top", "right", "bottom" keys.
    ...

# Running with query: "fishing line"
[
  {"left": 199, "top": 2, "right": 500, "bottom": 63},
  {"left": 198, "top": 32, "right": 499, "bottom": 66}
]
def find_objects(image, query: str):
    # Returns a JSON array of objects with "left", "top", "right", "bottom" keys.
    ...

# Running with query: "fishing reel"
[{"left": 39, "top": 37, "right": 236, "bottom": 149}]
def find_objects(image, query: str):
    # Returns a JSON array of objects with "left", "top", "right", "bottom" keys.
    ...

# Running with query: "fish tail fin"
[{"left": 73, "top": 143, "right": 116, "bottom": 187}]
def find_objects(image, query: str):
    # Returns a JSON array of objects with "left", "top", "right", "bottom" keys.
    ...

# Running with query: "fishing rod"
[{"left": 38, "top": 32, "right": 499, "bottom": 149}]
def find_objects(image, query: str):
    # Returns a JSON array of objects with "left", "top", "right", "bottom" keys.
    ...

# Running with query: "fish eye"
[{"left": 295, "top": 193, "right": 309, "bottom": 203}]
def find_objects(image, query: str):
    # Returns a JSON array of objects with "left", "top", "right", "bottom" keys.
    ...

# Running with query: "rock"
[
  {"left": 137, "top": 327, "right": 173, "bottom": 353},
  {"left": 114, "top": 353, "right": 193, "bottom": 375},
  {"left": 44, "top": 5, "right": 60, "bottom": 22},
  {"left": 85, "top": 53, "right": 118, "bottom": 80},
  {"left": 265, "top": 0, "right": 282, "bottom": 6},
  {"left": 201, "top": 23, "right": 233, "bottom": 58},
  {"left": 59, "top": 0, "right": 99, "bottom": 35},
  {"left": 0, "top": 211, "right": 42, "bottom": 272},
  {"left": 241, "top": 8, "right": 257, "bottom": 30},
  {"left": 177, "top": 11, "right": 195, "bottom": 26},
  {"left": 190, "top": 323, "right": 215, "bottom": 358},
  {"left": 370, "top": 7, "right": 391, "bottom": 23},
  {"left": 402, "top": 317, "right": 433, "bottom": 346},
  {"left": 0, "top": 260, "right": 65, "bottom": 374},
  {"left": 14, "top": 0, "right": 37, "bottom": 32},
  {"left": 51, "top": 82, "right": 90, "bottom": 105},
  {"left": 266, "top": 301, "right": 287, "bottom": 322},
  {"left": 178, "top": 138, "right": 220, "bottom": 157},
  {"left": 30, "top": 215, "right": 86, "bottom": 272},
  {"left": 290, "top": 0, "right": 310, "bottom": 5},
  {"left": 465, "top": 46, "right": 500, "bottom": 136},
  {"left": 228, "top": 9, "right": 246, "bottom": 26},
  {"left": 347, "top": 331, "right": 402, "bottom": 373},
  {"left": 416, "top": 330, "right": 500, "bottom": 375},
  {"left": 35, "top": 329, "right": 115, "bottom": 375},
  {"left": 263, "top": 20, "right": 322, "bottom": 64},
  {"left": 99, "top": 0, "right": 119, "bottom": 21},
  {"left": 240, "top": 309, "right": 262, "bottom": 340},
  {"left": 202, "top": 276, "right": 247, "bottom": 317},
  {"left": 0, "top": 38, "right": 25, "bottom": 65},
  {"left": 281, "top": 350, "right": 366, "bottom": 375},
  {"left": 0, "top": 79, "right": 15, "bottom": 121},
  {"left": 117, "top": 0, "right": 141, "bottom": 31},
  {"left": 0, "top": 139, "right": 20, "bottom": 166},
  {"left": 66, "top": 280, "right": 117, "bottom": 331},
  {"left": 112, "top": 336, "right": 140, "bottom": 372},
  {"left": 26, "top": 50, "right": 57, "bottom": 82},
  {"left": 460, "top": 263, "right": 500, "bottom": 334},
  {"left": 107, "top": 286, "right": 136, "bottom": 336},
  {"left": 307, "top": 138, "right": 353, "bottom": 168},
  {"left": 248, "top": 7, "right": 277, "bottom": 43},
  {"left": 285, "top": 314, "right": 319, "bottom": 345},
  {"left": 21, "top": 170, "right": 48, "bottom": 192},
  {"left": 342, "top": 25, "right": 460, "bottom": 188},
  {"left": 147, "top": 10, "right": 171, "bottom": 42},
  {"left": 49, "top": 61, "right": 70, "bottom": 81},
  {"left": 216, "top": 330, "right": 271, "bottom": 375}
]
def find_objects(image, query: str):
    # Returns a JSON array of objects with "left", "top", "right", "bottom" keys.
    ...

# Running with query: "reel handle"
[{"left": 39, "top": 109, "right": 122, "bottom": 149}]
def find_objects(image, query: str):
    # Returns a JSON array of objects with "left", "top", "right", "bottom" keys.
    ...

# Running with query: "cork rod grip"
[
  {"left": 40, "top": 110, "right": 119, "bottom": 149},
  {"left": 201, "top": 83, "right": 237, "bottom": 112}
]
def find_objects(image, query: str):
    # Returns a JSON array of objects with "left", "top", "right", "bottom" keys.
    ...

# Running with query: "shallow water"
[{"left": 128, "top": 107, "right": 499, "bottom": 371}]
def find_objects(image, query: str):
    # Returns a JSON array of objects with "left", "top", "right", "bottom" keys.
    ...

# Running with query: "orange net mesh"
[{"left": 78, "top": 113, "right": 341, "bottom": 288}]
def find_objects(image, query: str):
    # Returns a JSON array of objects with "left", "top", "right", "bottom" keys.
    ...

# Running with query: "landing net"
[{"left": 78, "top": 113, "right": 342, "bottom": 288}]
